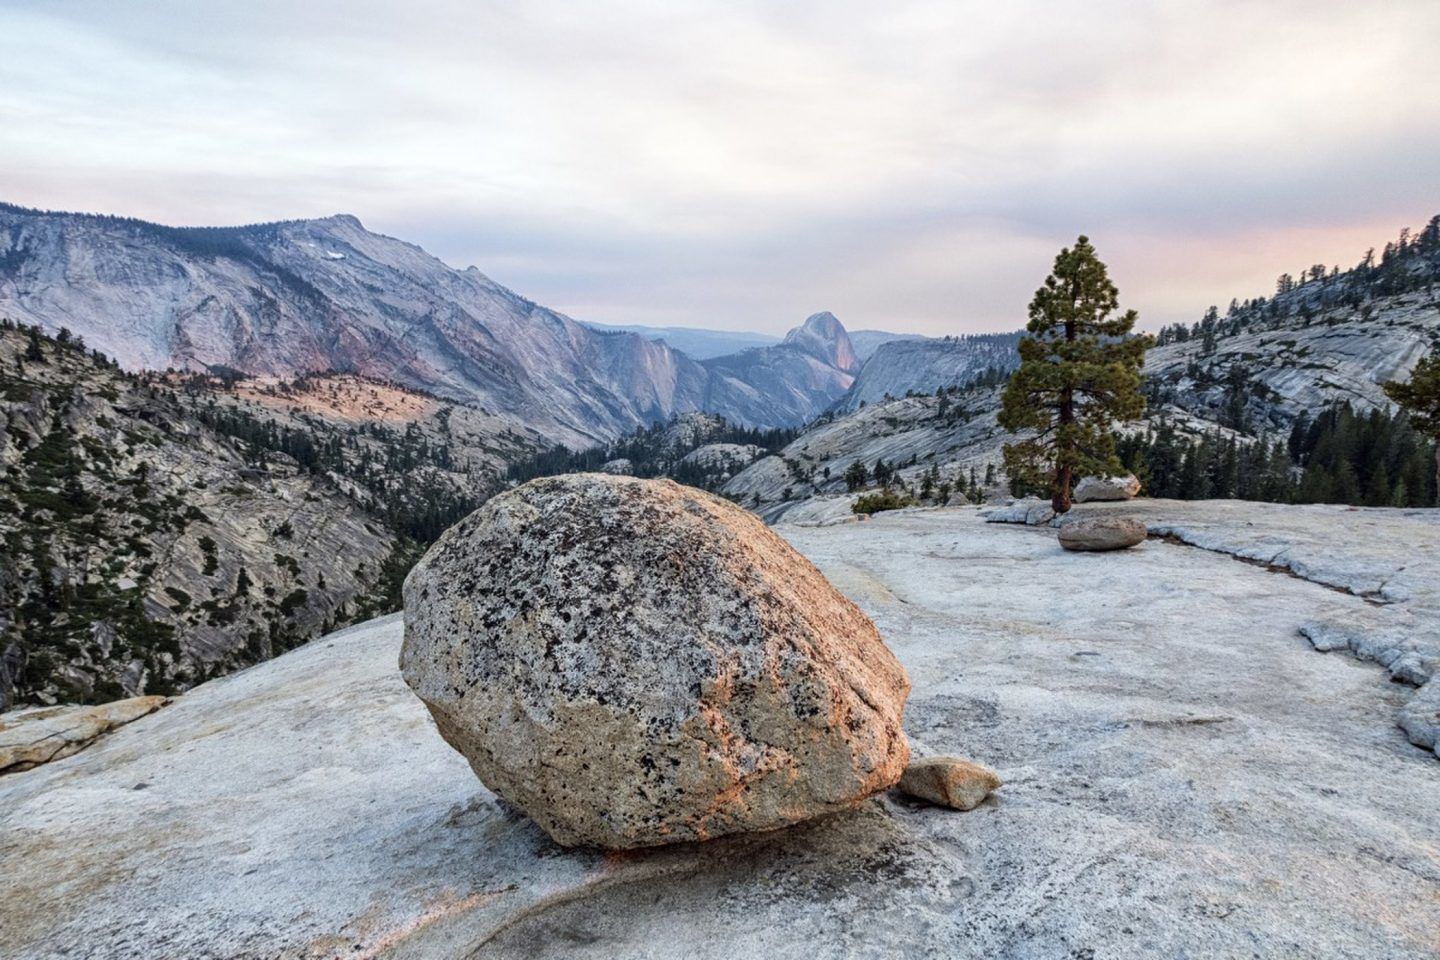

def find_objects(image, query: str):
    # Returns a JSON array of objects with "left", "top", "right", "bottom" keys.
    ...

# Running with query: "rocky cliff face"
[
  {"left": 725, "top": 266, "right": 1439, "bottom": 517},
  {"left": 1144, "top": 295, "right": 1435, "bottom": 432},
  {"left": 167, "top": 370, "right": 543, "bottom": 542},
  {"left": 701, "top": 313, "right": 860, "bottom": 426},
  {"left": 0, "top": 325, "right": 398, "bottom": 709},
  {"left": 0, "top": 205, "right": 862, "bottom": 443},
  {"left": 839, "top": 332, "right": 1023, "bottom": 411},
  {"left": 723, "top": 389, "right": 1011, "bottom": 518}
]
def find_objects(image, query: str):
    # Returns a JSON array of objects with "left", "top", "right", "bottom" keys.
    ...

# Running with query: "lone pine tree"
[
  {"left": 1384, "top": 352, "right": 1440, "bottom": 498},
  {"left": 999, "top": 236, "right": 1152, "bottom": 513}
]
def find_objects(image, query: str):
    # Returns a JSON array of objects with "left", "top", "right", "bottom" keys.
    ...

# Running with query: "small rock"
[
  {"left": 1058, "top": 516, "right": 1148, "bottom": 552},
  {"left": 401, "top": 474, "right": 912, "bottom": 849},
  {"left": 1074, "top": 474, "right": 1142, "bottom": 503},
  {"left": 599, "top": 458, "right": 633, "bottom": 475},
  {"left": 0, "top": 696, "right": 167, "bottom": 773},
  {"left": 897, "top": 756, "right": 1001, "bottom": 810}
]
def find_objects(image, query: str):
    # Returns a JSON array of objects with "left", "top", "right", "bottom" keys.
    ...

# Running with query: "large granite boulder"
[
  {"left": 1074, "top": 474, "right": 1141, "bottom": 502},
  {"left": 1058, "top": 516, "right": 1148, "bottom": 552},
  {"left": 400, "top": 474, "right": 911, "bottom": 850}
]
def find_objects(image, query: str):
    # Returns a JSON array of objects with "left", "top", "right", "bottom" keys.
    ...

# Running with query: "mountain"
[
  {"left": 580, "top": 322, "right": 920, "bottom": 362},
  {"left": 0, "top": 323, "right": 406, "bottom": 709},
  {"left": 506, "top": 411, "right": 796, "bottom": 493},
  {"left": 721, "top": 218, "right": 1440, "bottom": 518},
  {"left": 838, "top": 332, "right": 1024, "bottom": 411},
  {"left": 0, "top": 319, "right": 561, "bottom": 710},
  {"left": 0, "top": 204, "right": 859, "bottom": 444},
  {"left": 700, "top": 312, "right": 860, "bottom": 426},
  {"left": 846, "top": 329, "right": 927, "bottom": 361},
  {"left": 580, "top": 322, "right": 780, "bottom": 360}
]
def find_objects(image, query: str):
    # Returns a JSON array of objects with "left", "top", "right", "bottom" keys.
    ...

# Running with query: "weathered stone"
[
  {"left": 1057, "top": 516, "right": 1148, "bottom": 551},
  {"left": 1074, "top": 474, "right": 1141, "bottom": 502},
  {"left": 1399, "top": 678, "right": 1439, "bottom": 752},
  {"left": 400, "top": 474, "right": 911, "bottom": 849},
  {"left": 984, "top": 497, "right": 1055, "bottom": 526},
  {"left": 600, "top": 457, "right": 633, "bottom": 475},
  {"left": 0, "top": 696, "right": 166, "bottom": 773},
  {"left": 897, "top": 756, "right": 1001, "bottom": 810}
]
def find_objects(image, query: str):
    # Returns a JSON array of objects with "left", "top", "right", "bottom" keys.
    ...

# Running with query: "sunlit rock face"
[
  {"left": 701, "top": 313, "right": 861, "bottom": 427},
  {"left": 399, "top": 474, "right": 911, "bottom": 849},
  {"left": 837, "top": 333, "right": 1023, "bottom": 412}
]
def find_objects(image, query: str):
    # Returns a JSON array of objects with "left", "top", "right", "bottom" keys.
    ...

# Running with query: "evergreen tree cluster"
[
  {"left": 1152, "top": 216, "right": 1440, "bottom": 349},
  {"left": 1116, "top": 405, "right": 1437, "bottom": 507},
  {"left": 189, "top": 395, "right": 484, "bottom": 544},
  {"left": 506, "top": 414, "right": 799, "bottom": 491}
]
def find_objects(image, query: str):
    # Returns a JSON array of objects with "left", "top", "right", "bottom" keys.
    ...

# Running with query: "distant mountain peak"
[{"left": 781, "top": 311, "right": 858, "bottom": 373}]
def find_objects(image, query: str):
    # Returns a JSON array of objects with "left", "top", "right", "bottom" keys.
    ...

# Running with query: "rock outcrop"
[
  {"left": 0, "top": 696, "right": 165, "bottom": 773},
  {"left": 400, "top": 474, "right": 911, "bottom": 849},
  {"left": 5, "top": 502, "right": 1437, "bottom": 959},
  {"left": 837, "top": 332, "right": 1022, "bottom": 412},
  {"left": 1399, "top": 679, "right": 1440, "bottom": 752},
  {"left": 1057, "top": 516, "right": 1148, "bottom": 551},
  {"left": 983, "top": 497, "right": 1056, "bottom": 526},
  {"left": 1073, "top": 474, "right": 1141, "bottom": 502},
  {"left": 0, "top": 326, "right": 398, "bottom": 709},
  {"left": 897, "top": 756, "right": 1001, "bottom": 810}
]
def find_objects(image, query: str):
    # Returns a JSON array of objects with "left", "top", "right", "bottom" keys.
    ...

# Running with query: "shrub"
[{"left": 851, "top": 490, "right": 915, "bottom": 516}]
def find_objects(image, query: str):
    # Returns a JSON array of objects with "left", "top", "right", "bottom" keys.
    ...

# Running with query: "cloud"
[{"left": 2, "top": 0, "right": 1437, "bottom": 335}]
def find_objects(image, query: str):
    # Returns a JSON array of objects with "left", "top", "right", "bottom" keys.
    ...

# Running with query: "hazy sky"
[{"left": 3, "top": 1, "right": 1438, "bottom": 335}]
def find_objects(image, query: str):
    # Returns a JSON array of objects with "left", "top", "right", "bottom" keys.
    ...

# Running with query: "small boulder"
[
  {"left": 599, "top": 458, "right": 633, "bottom": 475},
  {"left": 401, "top": 474, "right": 912, "bottom": 849},
  {"left": 1074, "top": 474, "right": 1141, "bottom": 503},
  {"left": 897, "top": 756, "right": 1001, "bottom": 811},
  {"left": 1058, "top": 516, "right": 1148, "bottom": 552}
]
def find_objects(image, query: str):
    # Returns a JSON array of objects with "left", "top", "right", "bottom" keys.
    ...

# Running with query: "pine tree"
[
  {"left": 1384, "top": 354, "right": 1440, "bottom": 501},
  {"left": 24, "top": 327, "right": 46, "bottom": 364},
  {"left": 844, "top": 460, "right": 868, "bottom": 492},
  {"left": 999, "top": 236, "right": 1153, "bottom": 512}
]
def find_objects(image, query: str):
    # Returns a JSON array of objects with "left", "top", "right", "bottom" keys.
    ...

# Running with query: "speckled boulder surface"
[
  {"left": 1073, "top": 474, "right": 1142, "bottom": 502},
  {"left": 1057, "top": 515, "right": 1148, "bottom": 551},
  {"left": 400, "top": 473, "right": 911, "bottom": 850},
  {"left": 898, "top": 756, "right": 1002, "bottom": 811}
]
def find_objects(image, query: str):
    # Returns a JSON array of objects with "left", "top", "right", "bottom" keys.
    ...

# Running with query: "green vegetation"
[
  {"left": 1384, "top": 352, "right": 1440, "bottom": 495},
  {"left": 1000, "top": 236, "right": 1153, "bottom": 512},
  {"left": 506, "top": 414, "right": 798, "bottom": 491},
  {"left": 189, "top": 392, "right": 484, "bottom": 543},
  {"left": 851, "top": 490, "right": 916, "bottom": 516},
  {"left": 0, "top": 321, "right": 414, "bottom": 709},
  {"left": 1117, "top": 404, "right": 1437, "bottom": 506},
  {"left": 1153, "top": 217, "right": 1440, "bottom": 350}
]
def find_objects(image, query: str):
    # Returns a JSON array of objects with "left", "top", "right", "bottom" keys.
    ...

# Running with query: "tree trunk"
[
  {"left": 1053, "top": 383, "right": 1076, "bottom": 513},
  {"left": 1053, "top": 460, "right": 1073, "bottom": 514},
  {"left": 1053, "top": 312, "right": 1077, "bottom": 514}
]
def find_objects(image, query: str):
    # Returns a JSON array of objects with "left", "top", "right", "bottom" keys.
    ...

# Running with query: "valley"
[{"left": 1, "top": 206, "right": 1438, "bottom": 711}]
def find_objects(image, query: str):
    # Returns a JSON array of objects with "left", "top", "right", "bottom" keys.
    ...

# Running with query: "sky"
[{"left": 2, "top": 1, "right": 1438, "bottom": 337}]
